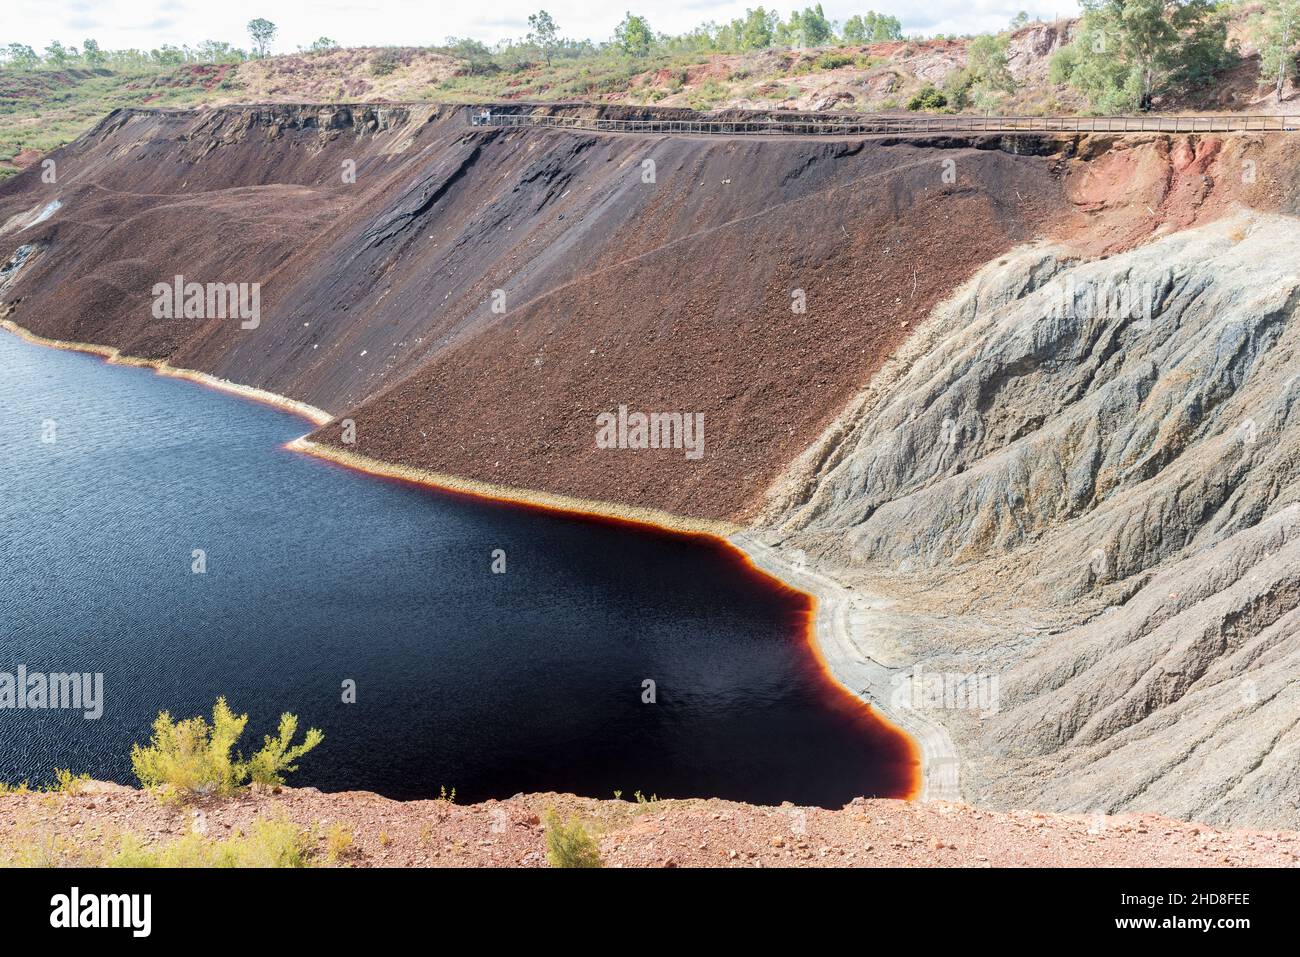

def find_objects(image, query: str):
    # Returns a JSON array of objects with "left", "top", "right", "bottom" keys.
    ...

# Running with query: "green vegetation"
[
  {"left": 323, "top": 823, "right": 355, "bottom": 863},
  {"left": 907, "top": 82, "right": 948, "bottom": 110},
  {"left": 780, "top": 4, "right": 836, "bottom": 47},
  {"left": 544, "top": 810, "right": 603, "bottom": 868},
  {"left": 614, "top": 13, "right": 655, "bottom": 58},
  {"left": 527, "top": 10, "right": 562, "bottom": 66},
  {"left": 843, "top": 12, "right": 904, "bottom": 43},
  {"left": 0, "top": 61, "right": 249, "bottom": 180},
  {"left": 815, "top": 51, "right": 856, "bottom": 70},
  {"left": 246, "top": 712, "right": 328, "bottom": 787},
  {"left": 247, "top": 18, "right": 278, "bottom": 59},
  {"left": 111, "top": 815, "right": 312, "bottom": 867},
  {"left": 0, "top": 814, "right": 324, "bottom": 868},
  {"left": 0, "top": 3, "right": 1267, "bottom": 181},
  {"left": 130, "top": 697, "right": 323, "bottom": 802},
  {"left": 688, "top": 77, "right": 730, "bottom": 109},
  {"left": 52, "top": 768, "right": 91, "bottom": 794},
  {"left": 0, "top": 698, "right": 331, "bottom": 868},
  {"left": 1, "top": 768, "right": 91, "bottom": 795},
  {"left": 1253, "top": 0, "right": 1300, "bottom": 103},
  {"left": 369, "top": 49, "right": 400, "bottom": 76},
  {"left": 944, "top": 34, "right": 1016, "bottom": 109},
  {"left": 1050, "top": 0, "right": 1233, "bottom": 112}
]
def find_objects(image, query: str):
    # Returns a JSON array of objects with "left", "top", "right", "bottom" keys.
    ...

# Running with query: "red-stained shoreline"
[{"left": 291, "top": 437, "right": 924, "bottom": 801}]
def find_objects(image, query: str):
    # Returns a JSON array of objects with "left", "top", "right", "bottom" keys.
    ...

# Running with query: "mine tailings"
[{"left": 0, "top": 325, "right": 918, "bottom": 806}]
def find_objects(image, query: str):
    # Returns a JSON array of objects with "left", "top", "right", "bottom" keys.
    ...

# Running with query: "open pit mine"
[{"left": 2, "top": 102, "right": 1298, "bottom": 835}]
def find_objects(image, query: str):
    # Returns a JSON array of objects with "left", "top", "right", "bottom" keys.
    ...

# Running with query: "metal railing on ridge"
[{"left": 468, "top": 110, "right": 1299, "bottom": 137}]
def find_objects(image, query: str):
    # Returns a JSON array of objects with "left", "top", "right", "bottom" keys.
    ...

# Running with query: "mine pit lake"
[{"left": 0, "top": 331, "right": 916, "bottom": 806}]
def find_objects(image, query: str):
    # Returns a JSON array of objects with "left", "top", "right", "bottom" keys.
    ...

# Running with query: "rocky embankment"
[
  {"left": 4, "top": 783, "right": 1298, "bottom": 868},
  {"left": 1, "top": 103, "right": 1072, "bottom": 522}
]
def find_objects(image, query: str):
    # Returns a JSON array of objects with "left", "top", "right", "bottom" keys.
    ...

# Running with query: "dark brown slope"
[
  {"left": 323, "top": 137, "right": 1070, "bottom": 520},
  {"left": 0, "top": 103, "right": 1072, "bottom": 521}
]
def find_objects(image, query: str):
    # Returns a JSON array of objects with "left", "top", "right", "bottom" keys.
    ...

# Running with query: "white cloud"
[{"left": 4, "top": 0, "right": 1081, "bottom": 53}]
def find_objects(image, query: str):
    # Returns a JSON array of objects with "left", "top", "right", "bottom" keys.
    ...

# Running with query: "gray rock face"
[{"left": 759, "top": 212, "right": 1300, "bottom": 828}]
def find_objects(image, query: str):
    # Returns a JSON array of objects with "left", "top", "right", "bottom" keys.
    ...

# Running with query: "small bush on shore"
[
  {"left": 52, "top": 768, "right": 90, "bottom": 794},
  {"left": 1, "top": 770, "right": 89, "bottom": 796},
  {"left": 130, "top": 697, "right": 323, "bottom": 802},
  {"left": 544, "top": 811, "right": 603, "bottom": 868},
  {"left": 247, "top": 713, "right": 326, "bottom": 787}
]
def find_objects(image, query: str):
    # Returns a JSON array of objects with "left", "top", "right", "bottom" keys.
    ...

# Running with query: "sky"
[{"left": 4, "top": 1, "right": 1083, "bottom": 54}]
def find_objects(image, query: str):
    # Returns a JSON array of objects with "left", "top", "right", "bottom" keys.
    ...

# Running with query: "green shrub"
[
  {"left": 247, "top": 713, "right": 326, "bottom": 787},
  {"left": 815, "top": 52, "right": 854, "bottom": 71},
  {"left": 687, "top": 77, "right": 728, "bottom": 110},
  {"left": 110, "top": 816, "right": 313, "bottom": 867},
  {"left": 322, "top": 823, "right": 354, "bottom": 864},
  {"left": 544, "top": 811, "right": 603, "bottom": 868},
  {"left": 51, "top": 768, "right": 90, "bottom": 794},
  {"left": 130, "top": 697, "right": 323, "bottom": 802},
  {"left": 1048, "top": 45, "right": 1078, "bottom": 85},
  {"left": 369, "top": 50, "right": 400, "bottom": 77},
  {"left": 907, "top": 83, "right": 947, "bottom": 110}
]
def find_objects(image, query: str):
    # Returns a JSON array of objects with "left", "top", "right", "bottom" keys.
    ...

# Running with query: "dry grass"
[{"left": 223, "top": 47, "right": 458, "bottom": 104}]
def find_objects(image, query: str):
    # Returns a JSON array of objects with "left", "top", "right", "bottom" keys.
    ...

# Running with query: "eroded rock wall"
[{"left": 762, "top": 212, "right": 1300, "bottom": 827}]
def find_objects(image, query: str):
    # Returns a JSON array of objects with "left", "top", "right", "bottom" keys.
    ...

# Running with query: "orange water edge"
[{"left": 292, "top": 438, "right": 924, "bottom": 802}]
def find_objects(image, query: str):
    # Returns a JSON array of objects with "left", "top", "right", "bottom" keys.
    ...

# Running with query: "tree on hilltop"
[
  {"left": 3, "top": 44, "right": 39, "bottom": 69},
  {"left": 779, "top": 4, "right": 835, "bottom": 48},
  {"left": 615, "top": 12, "right": 653, "bottom": 57},
  {"left": 527, "top": 10, "right": 561, "bottom": 66},
  {"left": 843, "top": 11, "right": 903, "bottom": 43},
  {"left": 44, "top": 40, "right": 73, "bottom": 67},
  {"left": 247, "top": 18, "right": 277, "bottom": 59},
  {"left": 82, "top": 39, "right": 105, "bottom": 67}
]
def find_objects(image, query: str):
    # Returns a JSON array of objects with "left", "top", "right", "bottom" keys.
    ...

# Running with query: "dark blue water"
[{"left": 0, "top": 331, "right": 915, "bottom": 806}]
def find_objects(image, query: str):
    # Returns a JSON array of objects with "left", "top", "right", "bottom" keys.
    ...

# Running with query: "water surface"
[{"left": 0, "top": 331, "right": 915, "bottom": 805}]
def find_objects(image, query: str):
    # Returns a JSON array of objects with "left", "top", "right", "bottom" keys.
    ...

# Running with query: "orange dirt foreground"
[{"left": 3, "top": 783, "right": 1297, "bottom": 867}]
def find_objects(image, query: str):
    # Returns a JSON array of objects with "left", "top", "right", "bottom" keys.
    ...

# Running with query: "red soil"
[{"left": 5, "top": 782, "right": 1297, "bottom": 867}]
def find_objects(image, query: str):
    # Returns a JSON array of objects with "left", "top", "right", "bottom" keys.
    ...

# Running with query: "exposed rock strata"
[{"left": 758, "top": 212, "right": 1300, "bottom": 828}]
